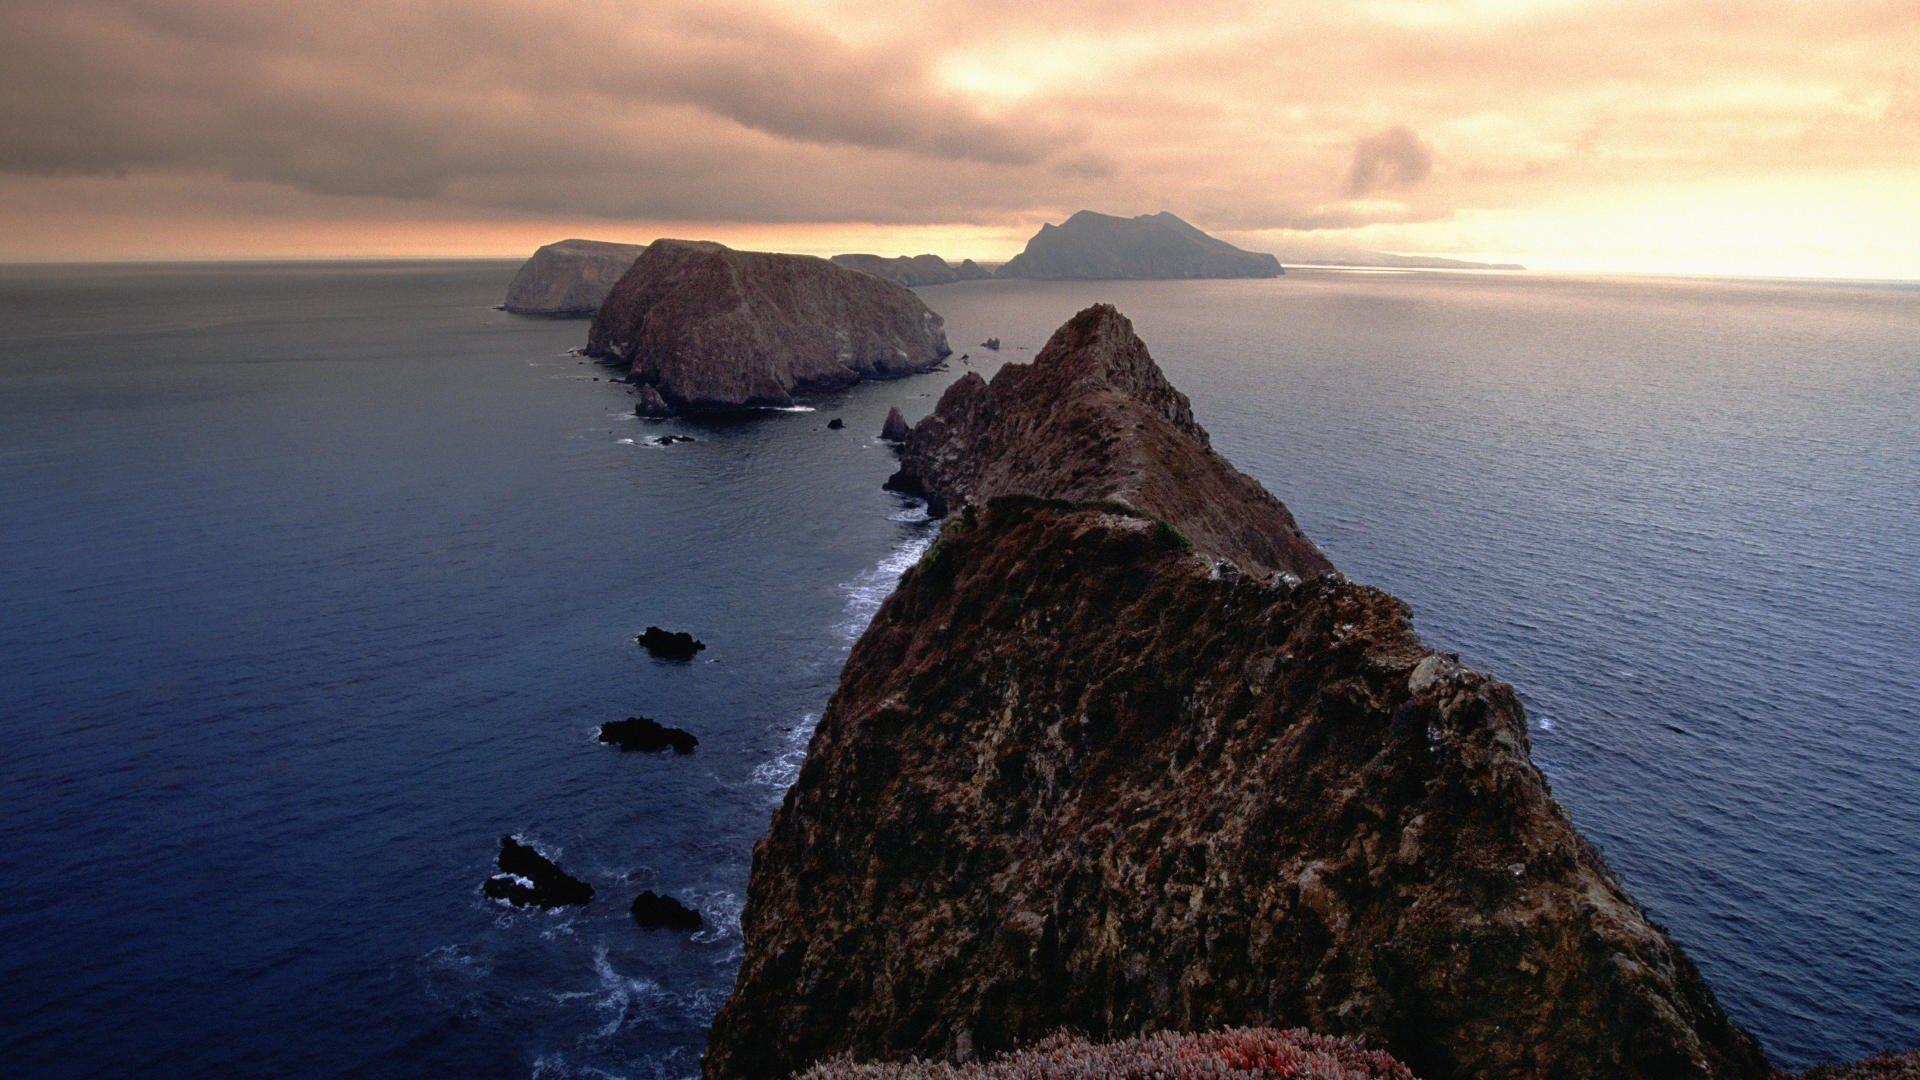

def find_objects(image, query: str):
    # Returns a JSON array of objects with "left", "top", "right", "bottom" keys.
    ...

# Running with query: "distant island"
[
  {"left": 997, "top": 210, "right": 1283, "bottom": 280},
  {"left": 1271, "top": 241, "right": 1524, "bottom": 271},
  {"left": 501, "top": 239, "right": 646, "bottom": 316},
  {"left": 830, "top": 253, "right": 992, "bottom": 287},
  {"left": 583, "top": 240, "right": 950, "bottom": 416}
]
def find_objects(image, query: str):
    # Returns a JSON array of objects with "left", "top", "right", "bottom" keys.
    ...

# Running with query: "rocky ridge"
[
  {"left": 705, "top": 305, "right": 1768, "bottom": 1079},
  {"left": 586, "top": 241, "right": 951, "bottom": 414},
  {"left": 831, "top": 253, "right": 993, "bottom": 287},
  {"left": 503, "top": 238, "right": 646, "bottom": 316}
]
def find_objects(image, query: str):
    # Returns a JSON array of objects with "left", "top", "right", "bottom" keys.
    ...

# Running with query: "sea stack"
[
  {"left": 705, "top": 306, "right": 1767, "bottom": 1079},
  {"left": 586, "top": 241, "right": 950, "bottom": 415},
  {"left": 879, "top": 406, "right": 910, "bottom": 443},
  {"left": 997, "top": 210, "right": 1283, "bottom": 280},
  {"left": 502, "top": 239, "right": 646, "bottom": 316}
]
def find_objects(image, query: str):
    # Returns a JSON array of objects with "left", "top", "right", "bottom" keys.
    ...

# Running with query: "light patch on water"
[{"left": 754, "top": 711, "right": 817, "bottom": 796}]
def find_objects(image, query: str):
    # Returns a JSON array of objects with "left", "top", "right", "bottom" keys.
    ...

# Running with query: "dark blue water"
[{"left": 0, "top": 263, "right": 1914, "bottom": 1075}]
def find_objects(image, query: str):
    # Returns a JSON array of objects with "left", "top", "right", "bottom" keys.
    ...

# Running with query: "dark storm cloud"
[
  {"left": 0, "top": 0, "right": 1084, "bottom": 217},
  {"left": 1343, "top": 125, "right": 1433, "bottom": 197}
]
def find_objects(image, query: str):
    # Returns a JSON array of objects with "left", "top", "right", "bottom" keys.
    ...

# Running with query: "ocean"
[{"left": 0, "top": 261, "right": 1914, "bottom": 1075}]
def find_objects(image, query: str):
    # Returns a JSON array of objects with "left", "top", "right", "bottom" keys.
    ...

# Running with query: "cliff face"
[
  {"left": 705, "top": 306, "right": 1768, "bottom": 1079},
  {"left": 998, "top": 211, "right": 1283, "bottom": 281},
  {"left": 884, "top": 306, "right": 1329, "bottom": 579},
  {"left": 585, "top": 240, "right": 951, "bottom": 413},
  {"left": 502, "top": 238, "right": 646, "bottom": 316}
]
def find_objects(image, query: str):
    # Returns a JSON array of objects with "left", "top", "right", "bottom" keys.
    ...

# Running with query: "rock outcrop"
[
  {"left": 599, "top": 716, "right": 698, "bottom": 754},
  {"left": 482, "top": 836, "right": 593, "bottom": 907},
  {"left": 705, "top": 305, "right": 1767, "bottom": 1079},
  {"left": 831, "top": 253, "right": 978, "bottom": 287},
  {"left": 631, "top": 891, "right": 704, "bottom": 930},
  {"left": 880, "top": 407, "right": 911, "bottom": 444},
  {"left": 503, "top": 239, "right": 646, "bottom": 316},
  {"left": 997, "top": 211, "right": 1283, "bottom": 281},
  {"left": 883, "top": 306, "right": 1329, "bottom": 577},
  {"left": 638, "top": 626, "right": 704, "bottom": 660},
  {"left": 799, "top": 1028, "right": 1413, "bottom": 1079},
  {"left": 587, "top": 241, "right": 950, "bottom": 414}
]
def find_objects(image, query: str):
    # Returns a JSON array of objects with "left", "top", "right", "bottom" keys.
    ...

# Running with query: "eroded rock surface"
[
  {"left": 706, "top": 306, "right": 1766, "bottom": 1079},
  {"left": 997, "top": 211, "right": 1282, "bottom": 281},
  {"left": 503, "top": 239, "right": 645, "bottom": 316},
  {"left": 586, "top": 241, "right": 950, "bottom": 414}
]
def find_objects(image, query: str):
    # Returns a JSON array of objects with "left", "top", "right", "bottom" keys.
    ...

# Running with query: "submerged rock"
[
  {"left": 503, "top": 239, "right": 646, "bottom": 316},
  {"left": 598, "top": 716, "right": 697, "bottom": 754},
  {"left": 637, "top": 626, "right": 704, "bottom": 660},
  {"left": 997, "top": 210, "right": 1282, "bottom": 281},
  {"left": 706, "top": 305, "right": 1767, "bottom": 1079},
  {"left": 631, "top": 890, "right": 704, "bottom": 931},
  {"left": 482, "top": 836, "right": 593, "bottom": 907},
  {"left": 880, "top": 407, "right": 910, "bottom": 444},
  {"left": 585, "top": 240, "right": 950, "bottom": 415}
]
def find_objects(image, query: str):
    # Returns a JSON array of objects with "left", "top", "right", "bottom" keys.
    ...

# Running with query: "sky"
[{"left": 2, "top": 0, "right": 1917, "bottom": 277}]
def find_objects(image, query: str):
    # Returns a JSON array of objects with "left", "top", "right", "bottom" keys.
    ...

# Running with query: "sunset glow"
[{"left": 2, "top": 0, "right": 1916, "bottom": 277}]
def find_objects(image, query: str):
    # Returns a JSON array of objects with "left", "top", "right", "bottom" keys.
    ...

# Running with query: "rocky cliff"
[
  {"left": 502, "top": 238, "right": 645, "bottom": 316},
  {"left": 585, "top": 241, "right": 951, "bottom": 414},
  {"left": 831, "top": 253, "right": 991, "bottom": 287},
  {"left": 705, "top": 306, "right": 1768, "bottom": 1079},
  {"left": 998, "top": 211, "right": 1283, "bottom": 281}
]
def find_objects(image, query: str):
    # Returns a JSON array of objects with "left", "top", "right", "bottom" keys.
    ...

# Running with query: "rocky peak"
[
  {"left": 887, "top": 304, "right": 1325, "bottom": 578},
  {"left": 706, "top": 305, "right": 1769, "bottom": 1079}
]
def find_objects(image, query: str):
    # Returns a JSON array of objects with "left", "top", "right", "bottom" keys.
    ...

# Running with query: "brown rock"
[
  {"left": 705, "top": 305, "right": 1767, "bottom": 1079},
  {"left": 886, "top": 304, "right": 1330, "bottom": 579},
  {"left": 586, "top": 240, "right": 950, "bottom": 415},
  {"left": 880, "top": 406, "right": 911, "bottom": 444},
  {"left": 503, "top": 239, "right": 645, "bottom": 316}
]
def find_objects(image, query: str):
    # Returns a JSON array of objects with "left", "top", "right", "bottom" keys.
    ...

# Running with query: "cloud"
[
  {"left": 0, "top": 0, "right": 1917, "bottom": 273},
  {"left": 1344, "top": 125, "right": 1434, "bottom": 196}
]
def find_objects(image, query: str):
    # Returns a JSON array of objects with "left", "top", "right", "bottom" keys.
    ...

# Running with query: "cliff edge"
[
  {"left": 502, "top": 238, "right": 645, "bottom": 316},
  {"left": 705, "top": 306, "right": 1767, "bottom": 1079},
  {"left": 585, "top": 240, "right": 951, "bottom": 414}
]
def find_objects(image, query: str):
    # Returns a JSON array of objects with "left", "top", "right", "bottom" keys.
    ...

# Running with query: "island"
[
  {"left": 584, "top": 240, "right": 951, "bottom": 416},
  {"left": 501, "top": 238, "right": 646, "bottom": 316},
  {"left": 704, "top": 305, "right": 1769, "bottom": 1078},
  {"left": 996, "top": 210, "right": 1284, "bottom": 280},
  {"left": 830, "top": 253, "right": 993, "bottom": 286}
]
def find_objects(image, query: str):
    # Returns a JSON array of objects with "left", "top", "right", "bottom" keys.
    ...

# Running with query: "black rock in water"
[
  {"left": 826, "top": 417, "right": 845, "bottom": 430},
  {"left": 650, "top": 434, "right": 694, "bottom": 446},
  {"left": 482, "top": 836, "right": 593, "bottom": 908},
  {"left": 631, "top": 890, "right": 704, "bottom": 930},
  {"left": 599, "top": 716, "right": 698, "bottom": 754},
  {"left": 980, "top": 337, "right": 1001, "bottom": 350},
  {"left": 638, "top": 626, "right": 704, "bottom": 660},
  {"left": 880, "top": 406, "right": 910, "bottom": 443},
  {"left": 633, "top": 385, "right": 673, "bottom": 418}
]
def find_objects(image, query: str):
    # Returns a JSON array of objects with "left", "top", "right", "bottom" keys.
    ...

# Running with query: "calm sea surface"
[{"left": 0, "top": 262, "right": 1914, "bottom": 1075}]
